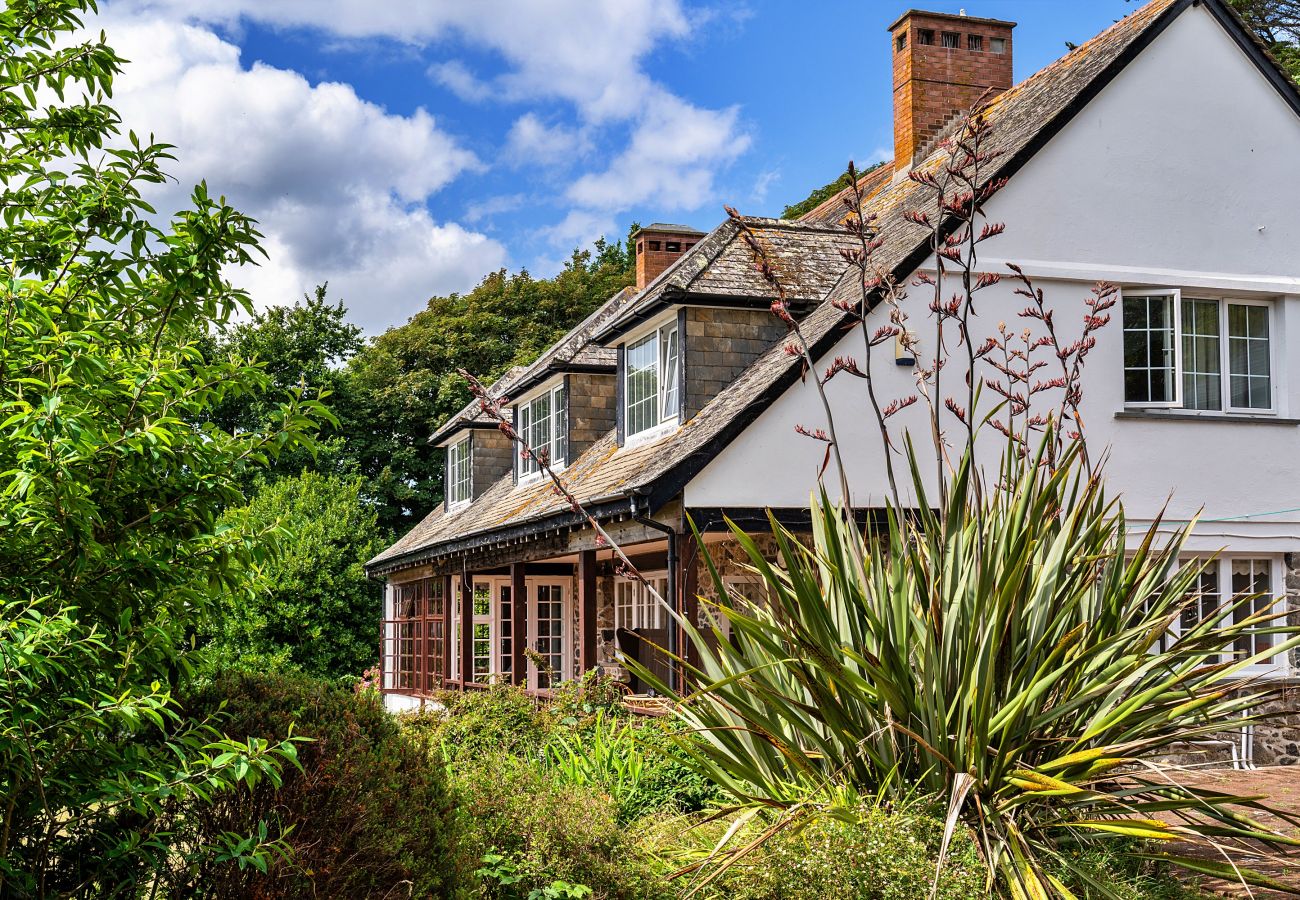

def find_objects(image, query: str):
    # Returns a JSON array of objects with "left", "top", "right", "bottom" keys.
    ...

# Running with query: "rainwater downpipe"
[{"left": 628, "top": 494, "right": 680, "bottom": 695}]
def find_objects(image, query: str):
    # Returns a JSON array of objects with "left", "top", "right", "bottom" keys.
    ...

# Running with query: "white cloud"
[
  {"left": 108, "top": 0, "right": 751, "bottom": 249},
  {"left": 750, "top": 168, "right": 780, "bottom": 204},
  {"left": 504, "top": 113, "right": 590, "bottom": 167},
  {"left": 542, "top": 209, "right": 618, "bottom": 251},
  {"left": 89, "top": 8, "right": 506, "bottom": 332},
  {"left": 567, "top": 91, "right": 750, "bottom": 214},
  {"left": 429, "top": 60, "right": 495, "bottom": 103},
  {"left": 464, "top": 193, "right": 528, "bottom": 225}
]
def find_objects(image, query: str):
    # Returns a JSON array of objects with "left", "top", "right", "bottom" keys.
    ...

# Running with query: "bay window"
[
  {"left": 447, "top": 436, "right": 472, "bottom": 506},
  {"left": 625, "top": 320, "right": 681, "bottom": 439},
  {"left": 1122, "top": 291, "right": 1273, "bottom": 412},
  {"left": 518, "top": 383, "right": 567, "bottom": 479},
  {"left": 382, "top": 578, "right": 445, "bottom": 695}
]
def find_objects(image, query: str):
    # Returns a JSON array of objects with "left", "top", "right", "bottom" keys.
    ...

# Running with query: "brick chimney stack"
[
  {"left": 632, "top": 224, "right": 705, "bottom": 292},
  {"left": 890, "top": 10, "right": 1015, "bottom": 169}
]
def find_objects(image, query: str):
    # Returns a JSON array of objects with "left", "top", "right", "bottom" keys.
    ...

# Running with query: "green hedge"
[{"left": 173, "top": 673, "right": 459, "bottom": 898}]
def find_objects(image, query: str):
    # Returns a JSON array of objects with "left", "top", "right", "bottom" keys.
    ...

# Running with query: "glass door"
[{"left": 530, "top": 581, "right": 568, "bottom": 690}]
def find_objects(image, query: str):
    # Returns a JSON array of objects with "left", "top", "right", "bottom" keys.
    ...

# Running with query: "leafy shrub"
[
  {"left": 548, "top": 670, "right": 631, "bottom": 727},
  {"left": 544, "top": 715, "right": 720, "bottom": 825},
  {"left": 649, "top": 805, "right": 986, "bottom": 900},
  {"left": 163, "top": 672, "right": 458, "bottom": 898},
  {"left": 201, "top": 470, "right": 386, "bottom": 681},
  {"left": 409, "top": 681, "right": 554, "bottom": 762},
  {"left": 452, "top": 751, "right": 669, "bottom": 900}
]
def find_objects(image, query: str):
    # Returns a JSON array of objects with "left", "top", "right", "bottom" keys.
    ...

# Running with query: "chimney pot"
[
  {"left": 632, "top": 223, "right": 706, "bottom": 292},
  {"left": 889, "top": 9, "right": 1016, "bottom": 170}
]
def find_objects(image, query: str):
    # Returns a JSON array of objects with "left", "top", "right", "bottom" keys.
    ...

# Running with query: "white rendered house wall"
[{"left": 685, "top": 2, "right": 1300, "bottom": 553}]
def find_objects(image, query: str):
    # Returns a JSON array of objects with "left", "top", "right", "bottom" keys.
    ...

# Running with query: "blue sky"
[{"left": 92, "top": 0, "right": 1141, "bottom": 333}]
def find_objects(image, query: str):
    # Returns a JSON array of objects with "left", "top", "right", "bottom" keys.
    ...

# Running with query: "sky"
[{"left": 89, "top": 0, "right": 1143, "bottom": 334}]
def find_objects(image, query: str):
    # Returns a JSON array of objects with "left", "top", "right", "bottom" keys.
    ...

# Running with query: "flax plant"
[{"left": 641, "top": 435, "right": 1300, "bottom": 897}]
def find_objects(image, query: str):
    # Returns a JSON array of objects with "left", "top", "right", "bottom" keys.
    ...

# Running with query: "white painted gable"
[{"left": 685, "top": 2, "right": 1300, "bottom": 547}]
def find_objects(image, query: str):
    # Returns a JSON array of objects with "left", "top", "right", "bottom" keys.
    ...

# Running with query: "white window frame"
[
  {"left": 1121, "top": 289, "right": 1277, "bottom": 415},
  {"left": 1222, "top": 297, "right": 1275, "bottom": 414},
  {"left": 446, "top": 436, "right": 472, "bottom": 508},
  {"left": 1122, "top": 289, "right": 1182, "bottom": 409},
  {"left": 614, "top": 571, "right": 668, "bottom": 631},
  {"left": 1162, "top": 554, "right": 1289, "bottom": 678},
  {"left": 528, "top": 578, "right": 570, "bottom": 691},
  {"left": 623, "top": 317, "right": 682, "bottom": 444},
  {"left": 517, "top": 381, "right": 568, "bottom": 483}
]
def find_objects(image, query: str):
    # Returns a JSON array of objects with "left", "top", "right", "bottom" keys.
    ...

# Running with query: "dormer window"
[
  {"left": 518, "top": 383, "right": 567, "bottom": 479},
  {"left": 447, "top": 436, "right": 471, "bottom": 507},
  {"left": 625, "top": 320, "right": 681, "bottom": 440}
]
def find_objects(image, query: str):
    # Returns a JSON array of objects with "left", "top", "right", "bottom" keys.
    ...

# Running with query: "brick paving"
[{"left": 1176, "top": 768, "right": 1300, "bottom": 898}]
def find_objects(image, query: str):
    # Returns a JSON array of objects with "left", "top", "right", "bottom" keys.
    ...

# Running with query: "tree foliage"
[
  {"left": 201, "top": 471, "right": 385, "bottom": 680},
  {"left": 200, "top": 284, "right": 363, "bottom": 486},
  {"left": 0, "top": 1, "right": 326, "bottom": 892},
  {"left": 341, "top": 236, "right": 634, "bottom": 532},
  {"left": 1230, "top": 0, "right": 1300, "bottom": 80},
  {"left": 780, "top": 163, "right": 886, "bottom": 221}
]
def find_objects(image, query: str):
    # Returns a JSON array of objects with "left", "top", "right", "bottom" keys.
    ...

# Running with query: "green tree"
[
  {"left": 201, "top": 283, "right": 363, "bottom": 486},
  {"left": 1231, "top": 0, "right": 1300, "bottom": 80},
  {"left": 0, "top": 1, "right": 327, "bottom": 892},
  {"left": 781, "top": 162, "right": 886, "bottom": 220},
  {"left": 202, "top": 471, "right": 385, "bottom": 680},
  {"left": 345, "top": 236, "right": 635, "bottom": 532}
]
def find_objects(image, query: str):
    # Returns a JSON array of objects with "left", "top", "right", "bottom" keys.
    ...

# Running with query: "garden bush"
[
  {"left": 164, "top": 672, "right": 459, "bottom": 898},
  {"left": 411, "top": 681, "right": 555, "bottom": 762},
  {"left": 647, "top": 804, "right": 987, "bottom": 900},
  {"left": 451, "top": 750, "right": 670, "bottom": 900}
]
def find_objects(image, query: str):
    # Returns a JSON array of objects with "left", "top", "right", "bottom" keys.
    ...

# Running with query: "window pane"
[
  {"left": 1180, "top": 299, "right": 1221, "bottom": 410},
  {"left": 661, "top": 325, "right": 680, "bottom": 420},
  {"left": 1227, "top": 304, "right": 1270, "bottom": 409},
  {"left": 448, "top": 438, "right": 471, "bottom": 504},
  {"left": 1122, "top": 295, "right": 1175, "bottom": 404},
  {"left": 552, "top": 386, "right": 567, "bottom": 466},
  {"left": 626, "top": 332, "right": 660, "bottom": 436},
  {"left": 1231, "top": 558, "right": 1273, "bottom": 659}
]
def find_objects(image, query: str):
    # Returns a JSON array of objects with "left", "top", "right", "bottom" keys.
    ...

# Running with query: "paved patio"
[{"left": 1175, "top": 768, "right": 1300, "bottom": 898}]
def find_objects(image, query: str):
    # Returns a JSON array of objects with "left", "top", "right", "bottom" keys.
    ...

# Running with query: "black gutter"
[{"left": 629, "top": 494, "right": 680, "bottom": 695}]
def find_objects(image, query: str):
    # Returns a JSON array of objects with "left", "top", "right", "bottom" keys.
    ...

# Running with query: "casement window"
[
  {"left": 1158, "top": 555, "right": 1287, "bottom": 674},
  {"left": 447, "top": 436, "right": 472, "bottom": 506},
  {"left": 1122, "top": 291, "right": 1274, "bottom": 412},
  {"left": 614, "top": 573, "right": 668, "bottom": 631},
  {"left": 624, "top": 320, "right": 681, "bottom": 440},
  {"left": 382, "top": 578, "right": 445, "bottom": 695},
  {"left": 450, "top": 576, "right": 513, "bottom": 684},
  {"left": 530, "top": 582, "right": 568, "bottom": 690},
  {"left": 518, "top": 383, "right": 567, "bottom": 479},
  {"left": 471, "top": 581, "right": 493, "bottom": 684}
]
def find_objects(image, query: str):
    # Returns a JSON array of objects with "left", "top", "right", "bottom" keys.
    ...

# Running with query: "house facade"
[{"left": 366, "top": 0, "right": 1300, "bottom": 763}]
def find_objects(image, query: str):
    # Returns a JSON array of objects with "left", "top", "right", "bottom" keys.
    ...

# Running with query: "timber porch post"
[
  {"left": 578, "top": 549, "right": 598, "bottom": 675},
  {"left": 510, "top": 562, "right": 527, "bottom": 686},
  {"left": 460, "top": 568, "right": 473, "bottom": 686}
]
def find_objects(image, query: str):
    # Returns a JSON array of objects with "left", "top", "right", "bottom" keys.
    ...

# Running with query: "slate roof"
[
  {"left": 370, "top": 0, "right": 1296, "bottom": 574},
  {"left": 595, "top": 217, "right": 859, "bottom": 342},
  {"left": 427, "top": 288, "right": 638, "bottom": 445}
]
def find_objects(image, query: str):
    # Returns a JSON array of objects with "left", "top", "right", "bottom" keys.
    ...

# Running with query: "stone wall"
[
  {"left": 684, "top": 307, "right": 787, "bottom": 419},
  {"left": 471, "top": 428, "right": 514, "bottom": 499},
  {"left": 567, "top": 372, "right": 616, "bottom": 459}
]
